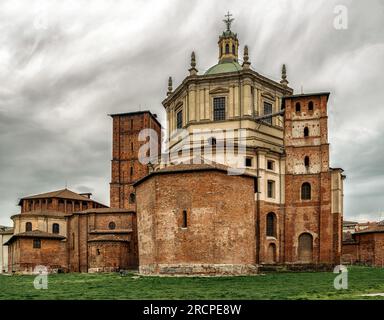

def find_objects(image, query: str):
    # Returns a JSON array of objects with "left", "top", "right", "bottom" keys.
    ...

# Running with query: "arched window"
[
  {"left": 308, "top": 101, "right": 314, "bottom": 111},
  {"left": 298, "top": 233, "right": 313, "bottom": 262},
  {"left": 108, "top": 222, "right": 116, "bottom": 230},
  {"left": 26, "top": 222, "right": 32, "bottom": 232},
  {"left": 182, "top": 210, "right": 187, "bottom": 228},
  {"left": 266, "top": 212, "right": 277, "bottom": 237},
  {"left": 129, "top": 193, "right": 136, "bottom": 204},
  {"left": 295, "top": 102, "right": 301, "bottom": 112},
  {"left": 52, "top": 223, "right": 60, "bottom": 234},
  {"left": 304, "top": 127, "right": 309, "bottom": 137},
  {"left": 301, "top": 182, "right": 311, "bottom": 200},
  {"left": 232, "top": 44, "right": 235, "bottom": 54},
  {"left": 225, "top": 43, "right": 229, "bottom": 54},
  {"left": 304, "top": 156, "right": 310, "bottom": 168}
]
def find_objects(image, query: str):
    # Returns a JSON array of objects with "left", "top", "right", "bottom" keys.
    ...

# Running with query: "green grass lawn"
[{"left": 0, "top": 266, "right": 384, "bottom": 300}]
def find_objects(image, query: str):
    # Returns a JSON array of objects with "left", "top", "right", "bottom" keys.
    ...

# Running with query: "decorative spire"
[
  {"left": 280, "top": 64, "right": 289, "bottom": 86},
  {"left": 242, "top": 45, "right": 250, "bottom": 69},
  {"left": 167, "top": 76, "right": 173, "bottom": 96},
  {"left": 189, "top": 51, "right": 198, "bottom": 76},
  {"left": 223, "top": 11, "right": 234, "bottom": 31}
]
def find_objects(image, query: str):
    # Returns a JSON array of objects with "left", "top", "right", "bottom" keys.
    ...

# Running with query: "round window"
[{"left": 108, "top": 222, "right": 116, "bottom": 230}]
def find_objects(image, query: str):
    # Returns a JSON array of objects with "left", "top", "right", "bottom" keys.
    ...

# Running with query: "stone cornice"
[{"left": 162, "top": 69, "right": 293, "bottom": 108}]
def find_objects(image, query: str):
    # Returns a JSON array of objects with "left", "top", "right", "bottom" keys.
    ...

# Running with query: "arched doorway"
[
  {"left": 267, "top": 243, "right": 277, "bottom": 263},
  {"left": 298, "top": 233, "right": 313, "bottom": 263}
]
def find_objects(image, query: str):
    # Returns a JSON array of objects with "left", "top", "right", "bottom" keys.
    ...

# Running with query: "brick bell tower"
[
  {"left": 110, "top": 111, "right": 162, "bottom": 210},
  {"left": 283, "top": 92, "right": 340, "bottom": 265}
]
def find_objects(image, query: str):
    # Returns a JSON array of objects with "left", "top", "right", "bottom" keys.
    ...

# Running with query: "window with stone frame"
[
  {"left": 26, "top": 222, "right": 32, "bottom": 232},
  {"left": 267, "top": 160, "right": 275, "bottom": 171},
  {"left": 245, "top": 157, "right": 253, "bottom": 167},
  {"left": 176, "top": 109, "right": 183, "bottom": 129},
  {"left": 263, "top": 102, "right": 273, "bottom": 125},
  {"left": 213, "top": 97, "right": 226, "bottom": 121},
  {"left": 267, "top": 180, "right": 275, "bottom": 198},
  {"left": 301, "top": 182, "right": 311, "bottom": 200},
  {"left": 52, "top": 223, "right": 60, "bottom": 234}
]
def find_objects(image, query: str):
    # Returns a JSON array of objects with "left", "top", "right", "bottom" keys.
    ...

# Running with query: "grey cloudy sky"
[{"left": 0, "top": 0, "right": 383, "bottom": 225}]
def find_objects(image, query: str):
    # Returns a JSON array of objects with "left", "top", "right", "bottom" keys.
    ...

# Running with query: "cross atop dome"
[{"left": 223, "top": 11, "right": 234, "bottom": 31}]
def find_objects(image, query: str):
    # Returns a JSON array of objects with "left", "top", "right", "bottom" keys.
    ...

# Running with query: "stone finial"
[
  {"left": 242, "top": 45, "right": 251, "bottom": 69},
  {"left": 280, "top": 64, "right": 289, "bottom": 86},
  {"left": 189, "top": 51, "right": 198, "bottom": 76},
  {"left": 167, "top": 76, "right": 173, "bottom": 96}
]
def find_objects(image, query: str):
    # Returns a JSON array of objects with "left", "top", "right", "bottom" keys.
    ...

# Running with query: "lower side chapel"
[{"left": 1, "top": 15, "right": 344, "bottom": 275}]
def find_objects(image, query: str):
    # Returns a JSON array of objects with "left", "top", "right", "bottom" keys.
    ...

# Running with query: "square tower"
[
  {"left": 110, "top": 111, "right": 162, "bottom": 210},
  {"left": 283, "top": 93, "right": 341, "bottom": 265}
]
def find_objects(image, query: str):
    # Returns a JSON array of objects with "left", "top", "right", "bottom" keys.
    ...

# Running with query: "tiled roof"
[
  {"left": 4, "top": 230, "right": 65, "bottom": 245},
  {"left": 18, "top": 188, "right": 107, "bottom": 207}
]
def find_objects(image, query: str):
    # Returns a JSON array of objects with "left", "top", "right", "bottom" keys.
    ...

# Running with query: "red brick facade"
[{"left": 283, "top": 94, "right": 340, "bottom": 265}]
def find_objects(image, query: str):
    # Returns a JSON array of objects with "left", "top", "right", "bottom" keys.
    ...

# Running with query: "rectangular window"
[
  {"left": 267, "top": 160, "right": 275, "bottom": 171},
  {"left": 213, "top": 97, "right": 226, "bottom": 121},
  {"left": 33, "top": 239, "right": 41, "bottom": 249},
  {"left": 263, "top": 102, "right": 273, "bottom": 125},
  {"left": 176, "top": 109, "right": 183, "bottom": 129},
  {"left": 245, "top": 157, "right": 253, "bottom": 167},
  {"left": 267, "top": 180, "right": 275, "bottom": 198}
]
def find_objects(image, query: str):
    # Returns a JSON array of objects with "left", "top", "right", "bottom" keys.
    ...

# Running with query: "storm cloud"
[{"left": 0, "top": 0, "right": 383, "bottom": 224}]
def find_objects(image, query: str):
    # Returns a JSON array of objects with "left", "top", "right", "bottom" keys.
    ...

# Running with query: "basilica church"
[{"left": 1, "top": 14, "right": 344, "bottom": 275}]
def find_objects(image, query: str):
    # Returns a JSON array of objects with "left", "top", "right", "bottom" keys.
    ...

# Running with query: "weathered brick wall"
[
  {"left": 110, "top": 112, "right": 161, "bottom": 210},
  {"left": 283, "top": 94, "right": 339, "bottom": 265},
  {"left": 136, "top": 170, "right": 257, "bottom": 275},
  {"left": 68, "top": 211, "right": 138, "bottom": 272},
  {"left": 8, "top": 238, "right": 67, "bottom": 273}
]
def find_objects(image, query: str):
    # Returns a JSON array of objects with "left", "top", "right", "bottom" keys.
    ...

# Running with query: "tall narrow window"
[
  {"left": 131, "top": 142, "right": 134, "bottom": 151},
  {"left": 267, "top": 180, "right": 275, "bottom": 198},
  {"left": 232, "top": 44, "right": 235, "bottom": 54},
  {"left": 301, "top": 182, "right": 311, "bottom": 200},
  {"left": 266, "top": 212, "right": 277, "bottom": 237},
  {"left": 304, "top": 156, "right": 310, "bottom": 168},
  {"left": 26, "top": 222, "right": 32, "bottom": 232},
  {"left": 176, "top": 109, "right": 183, "bottom": 129},
  {"left": 129, "top": 193, "right": 136, "bottom": 204},
  {"left": 213, "top": 97, "right": 226, "bottom": 121},
  {"left": 254, "top": 177, "right": 259, "bottom": 193},
  {"left": 130, "top": 166, "right": 133, "bottom": 177},
  {"left": 182, "top": 210, "right": 188, "bottom": 228},
  {"left": 263, "top": 102, "right": 273, "bottom": 125},
  {"left": 295, "top": 102, "right": 301, "bottom": 112},
  {"left": 33, "top": 239, "right": 41, "bottom": 249},
  {"left": 304, "top": 127, "right": 309, "bottom": 137},
  {"left": 308, "top": 101, "right": 314, "bottom": 111},
  {"left": 225, "top": 43, "right": 229, "bottom": 54},
  {"left": 52, "top": 223, "right": 60, "bottom": 234}
]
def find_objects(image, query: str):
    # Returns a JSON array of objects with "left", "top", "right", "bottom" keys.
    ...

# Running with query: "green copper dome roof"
[{"left": 205, "top": 61, "right": 242, "bottom": 75}]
